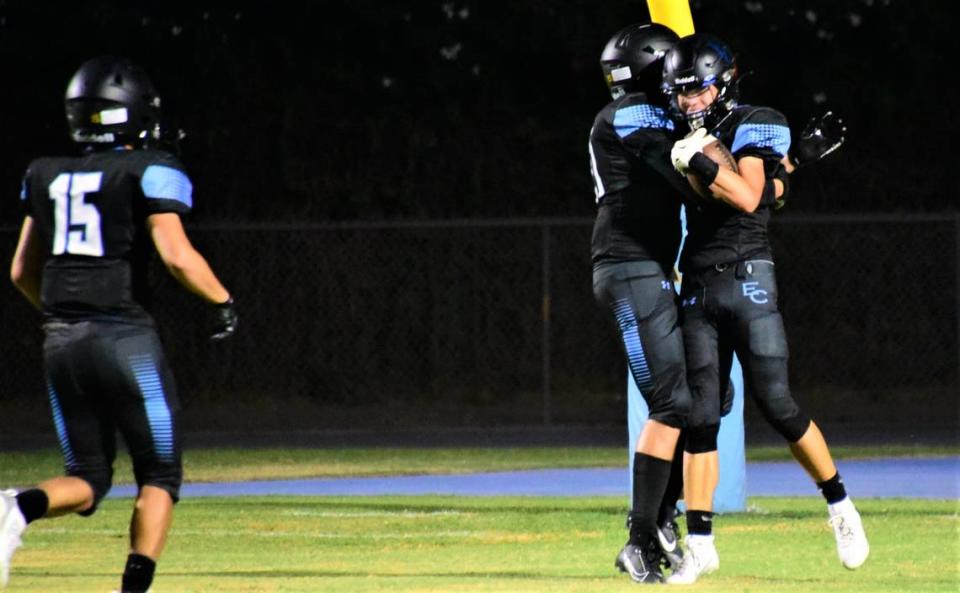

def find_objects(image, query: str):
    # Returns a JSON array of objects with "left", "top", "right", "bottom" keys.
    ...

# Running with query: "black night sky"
[{"left": 0, "top": 1, "right": 953, "bottom": 222}]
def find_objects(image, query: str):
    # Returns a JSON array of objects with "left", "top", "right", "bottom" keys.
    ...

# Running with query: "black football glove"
[
  {"left": 789, "top": 111, "right": 846, "bottom": 168},
  {"left": 209, "top": 297, "right": 238, "bottom": 341}
]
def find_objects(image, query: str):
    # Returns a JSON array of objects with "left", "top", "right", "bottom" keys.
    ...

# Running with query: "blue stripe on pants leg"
[
  {"left": 613, "top": 299, "right": 653, "bottom": 393},
  {"left": 128, "top": 354, "right": 175, "bottom": 463},
  {"left": 46, "top": 382, "right": 78, "bottom": 470}
]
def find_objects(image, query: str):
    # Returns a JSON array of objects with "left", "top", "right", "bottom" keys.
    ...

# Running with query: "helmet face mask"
[
  {"left": 600, "top": 23, "right": 679, "bottom": 102},
  {"left": 65, "top": 57, "right": 162, "bottom": 148},
  {"left": 661, "top": 35, "right": 739, "bottom": 130}
]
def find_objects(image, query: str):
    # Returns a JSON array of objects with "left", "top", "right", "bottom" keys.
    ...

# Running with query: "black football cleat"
[
  {"left": 657, "top": 514, "right": 684, "bottom": 571},
  {"left": 615, "top": 541, "right": 664, "bottom": 584}
]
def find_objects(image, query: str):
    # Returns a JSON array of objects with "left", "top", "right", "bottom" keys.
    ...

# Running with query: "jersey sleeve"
[
  {"left": 729, "top": 108, "right": 791, "bottom": 163},
  {"left": 138, "top": 152, "right": 193, "bottom": 215},
  {"left": 612, "top": 100, "right": 676, "bottom": 153}
]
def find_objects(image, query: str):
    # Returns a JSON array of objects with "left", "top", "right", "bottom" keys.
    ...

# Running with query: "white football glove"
[{"left": 670, "top": 128, "right": 716, "bottom": 173}]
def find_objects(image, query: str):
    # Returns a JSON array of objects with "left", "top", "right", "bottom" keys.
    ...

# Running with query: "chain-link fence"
[{"left": 1, "top": 214, "right": 957, "bottom": 435}]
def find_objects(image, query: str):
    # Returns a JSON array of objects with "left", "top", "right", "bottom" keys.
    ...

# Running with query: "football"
[{"left": 688, "top": 139, "right": 738, "bottom": 198}]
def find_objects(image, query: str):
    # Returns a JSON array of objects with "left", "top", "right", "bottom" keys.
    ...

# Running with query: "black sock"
[
  {"left": 817, "top": 472, "right": 848, "bottom": 504},
  {"left": 629, "top": 452, "right": 672, "bottom": 544},
  {"left": 15, "top": 489, "right": 49, "bottom": 524},
  {"left": 686, "top": 510, "right": 714, "bottom": 536},
  {"left": 657, "top": 433, "right": 685, "bottom": 526},
  {"left": 121, "top": 553, "right": 156, "bottom": 593}
]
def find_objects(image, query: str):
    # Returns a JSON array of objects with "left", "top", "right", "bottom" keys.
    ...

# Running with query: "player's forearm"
[
  {"left": 11, "top": 273, "right": 42, "bottom": 310},
  {"left": 10, "top": 250, "right": 42, "bottom": 309},
  {"left": 10, "top": 217, "right": 45, "bottom": 310},
  {"left": 707, "top": 168, "right": 762, "bottom": 213},
  {"left": 163, "top": 248, "right": 231, "bottom": 304}
]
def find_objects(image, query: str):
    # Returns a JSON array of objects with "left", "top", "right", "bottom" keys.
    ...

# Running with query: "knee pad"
[
  {"left": 772, "top": 413, "right": 811, "bottom": 443},
  {"left": 132, "top": 457, "right": 183, "bottom": 504},
  {"left": 647, "top": 365, "right": 692, "bottom": 430},
  {"left": 685, "top": 424, "right": 720, "bottom": 454},
  {"left": 755, "top": 388, "right": 810, "bottom": 442},
  {"left": 66, "top": 464, "right": 113, "bottom": 516},
  {"left": 648, "top": 389, "right": 691, "bottom": 429}
]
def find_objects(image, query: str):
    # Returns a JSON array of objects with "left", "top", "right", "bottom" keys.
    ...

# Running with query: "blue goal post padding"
[{"left": 627, "top": 354, "right": 747, "bottom": 513}]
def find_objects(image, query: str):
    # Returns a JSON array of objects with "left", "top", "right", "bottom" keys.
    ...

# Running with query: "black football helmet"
[
  {"left": 65, "top": 56, "right": 161, "bottom": 147},
  {"left": 601, "top": 23, "right": 679, "bottom": 101},
  {"left": 661, "top": 34, "right": 739, "bottom": 130}
]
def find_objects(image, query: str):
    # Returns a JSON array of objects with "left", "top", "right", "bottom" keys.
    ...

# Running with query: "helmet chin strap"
[{"left": 686, "top": 111, "right": 708, "bottom": 131}]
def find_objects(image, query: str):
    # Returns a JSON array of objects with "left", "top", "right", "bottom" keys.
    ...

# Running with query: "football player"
[
  {"left": 0, "top": 56, "right": 237, "bottom": 593},
  {"left": 589, "top": 23, "right": 701, "bottom": 584},
  {"left": 659, "top": 34, "right": 868, "bottom": 584}
]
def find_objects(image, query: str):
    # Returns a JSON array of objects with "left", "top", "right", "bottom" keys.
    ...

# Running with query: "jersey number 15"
[{"left": 49, "top": 172, "right": 104, "bottom": 257}]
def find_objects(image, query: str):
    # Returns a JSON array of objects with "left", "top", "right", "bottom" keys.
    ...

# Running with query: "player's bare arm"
[
  {"left": 669, "top": 130, "right": 764, "bottom": 212},
  {"left": 147, "top": 212, "right": 230, "bottom": 305},
  {"left": 706, "top": 156, "right": 765, "bottom": 213},
  {"left": 10, "top": 216, "right": 45, "bottom": 310}
]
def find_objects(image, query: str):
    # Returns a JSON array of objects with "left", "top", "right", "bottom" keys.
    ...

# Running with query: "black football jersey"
[
  {"left": 588, "top": 93, "right": 697, "bottom": 271},
  {"left": 20, "top": 148, "right": 193, "bottom": 322},
  {"left": 678, "top": 105, "right": 791, "bottom": 272}
]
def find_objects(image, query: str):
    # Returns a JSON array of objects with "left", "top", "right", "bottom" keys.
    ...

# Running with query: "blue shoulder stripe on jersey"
[
  {"left": 731, "top": 123, "right": 791, "bottom": 156},
  {"left": 613, "top": 104, "right": 674, "bottom": 138},
  {"left": 141, "top": 165, "right": 193, "bottom": 207}
]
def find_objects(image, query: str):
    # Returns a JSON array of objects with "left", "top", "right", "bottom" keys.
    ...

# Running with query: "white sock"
[{"left": 828, "top": 496, "right": 855, "bottom": 518}]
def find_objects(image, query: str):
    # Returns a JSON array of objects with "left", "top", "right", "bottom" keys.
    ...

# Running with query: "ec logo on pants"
[{"left": 742, "top": 281, "right": 769, "bottom": 304}]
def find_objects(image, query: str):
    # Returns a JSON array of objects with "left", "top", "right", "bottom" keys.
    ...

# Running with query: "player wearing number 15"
[{"left": 1, "top": 57, "right": 237, "bottom": 593}]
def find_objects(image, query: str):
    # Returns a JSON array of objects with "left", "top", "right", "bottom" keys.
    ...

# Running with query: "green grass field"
[
  {"left": 1, "top": 446, "right": 957, "bottom": 592},
  {"left": 7, "top": 496, "right": 958, "bottom": 593}
]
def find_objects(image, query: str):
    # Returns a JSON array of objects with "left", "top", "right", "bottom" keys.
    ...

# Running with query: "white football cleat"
[
  {"left": 666, "top": 534, "right": 719, "bottom": 585},
  {"left": 828, "top": 498, "right": 869, "bottom": 569},
  {"left": 0, "top": 489, "right": 27, "bottom": 588}
]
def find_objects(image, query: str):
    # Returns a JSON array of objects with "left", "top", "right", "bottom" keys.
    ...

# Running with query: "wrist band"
[{"left": 688, "top": 152, "right": 720, "bottom": 186}]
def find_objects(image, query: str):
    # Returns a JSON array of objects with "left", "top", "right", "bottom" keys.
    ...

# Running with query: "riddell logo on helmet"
[{"left": 674, "top": 75, "right": 697, "bottom": 85}]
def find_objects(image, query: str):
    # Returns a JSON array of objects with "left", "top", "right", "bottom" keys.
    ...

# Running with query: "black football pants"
[
  {"left": 679, "top": 260, "right": 809, "bottom": 452},
  {"left": 43, "top": 320, "right": 183, "bottom": 512},
  {"left": 594, "top": 260, "right": 691, "bottom": 428}
]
